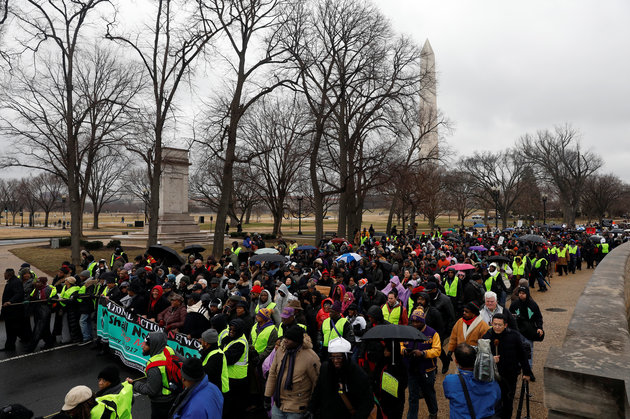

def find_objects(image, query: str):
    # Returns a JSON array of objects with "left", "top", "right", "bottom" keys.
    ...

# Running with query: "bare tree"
[
  {"left": 106, "top": 0, "right": 225, "bottom": 246},
  {"left": 0, "top": 178, "right": 21, "bottom": 225},
  {"left": 197, "top": 0, "right": 296, "bottom": 257},
  {"left": 519, "top": 125, "right": 603, "bottom": 226},
  {"left": 581, "top": 173, "right": 625, "bottom": 221},
  {"left": 86, "top": 149, "right": 125, "bottom": 229},
  {"left": 459, "top": 150, "right": 530, "bottom": 229},
  {"left": 18, "top": 177, "right": 39, "bottom": 226},
  {"left": 31, "top": 173, "right": 65, "bottom": 227},
  {"left": 242, "top": 95, "right": 309, "bottom": 235},
  {"left": 443, "top": 170, "right": 477, "bottom": 228},
  {"left": 121, "top": 168, "right": 151, "bottom": 223}
]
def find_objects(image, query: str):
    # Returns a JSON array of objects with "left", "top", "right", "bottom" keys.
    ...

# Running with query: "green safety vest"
[
  {"left": 218, "top": 327, "right": 229, "bottom": 346},
  {"left": 202, "top": 348, "right": 230, "bottom": 393},
  {"left": 146, "top": 347, "right": 177, "bottom": 396},
  {"left": 484, "top": 276, "right": 494, "bottom": 292},
  {"left": 277, "top": 323, "right": 307, "bottom": 338},
  {"left": 568, "top": 245, "right": 578, "bottom": 255},
  {"left": 382, "top": 305, "right": 402, "bottom": 325},
  {"left": 535, "top": 258, "right": 547, "bottom": 269},
  {"left": 251, "top": 323, "right": 276, "bottom": 354},
  {"left": 232, "top": 247, "right": 241, "bottom": 255},
  {"left": 322, "top": 317, "right": 348, "bottom": 347},
  {"left": 444, "top": 278, "right": 459, "bottom": 297},
  {"left": 30, "top": 285, "right": 57, "bottom": 300},
  {"left": 288, "top": 244, "right": 297, "bottom": 255},
  {"left": 601, "top": 243, "right": 609, "bottom": 254},
  {"left": 59, "top": 285, "right": 80, "bottom": 307},
  {"left": 91, "top": 381, "right": 133, "bottom": 419},
  {"left": 408, "top": 297, "right": 415, "bottom": 314},
  {"left": 110, "top": 252, "right": 127, "bottom": 268},
  {"left": 512, "top": 261, "right": 525, "bottom": 276},
  {"left": 88, "top": 261, "right": 98, "bottom": 277},
  {"left": 255, "top": 302, "right": 276, "bottom": 315},
  {"left": 557, "top": 247, "right": 568, "bottom": 258},
  {"left": 223, "top": 336, "right": 248, "bottom": 379},
  {"left": 360, "top": 236, "right": 368, "bottom": 246}
]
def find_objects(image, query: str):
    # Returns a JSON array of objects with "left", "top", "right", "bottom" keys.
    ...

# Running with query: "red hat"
[
  {"left": 412, "top": 286, "right": 425, "bottom": 294},
  {"left": 251, "top": 285, "right": 263, "bottom": 294},
  {"left": 322, "top": 269, "right": 329, "bottom": 275},
  {"left": 375, "top": 241, "right": 380, "bottom": 246},
  {"left": 144, "top": 266, "right": 152, "bottom": 272}
]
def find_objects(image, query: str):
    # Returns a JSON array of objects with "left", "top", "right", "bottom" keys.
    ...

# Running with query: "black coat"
[
  {"left": 311, "top": 360, "right": 374, "bottom": 419},
  {"left": 509, "top": 293, "right": 543, "bottom": 342},
  {"left": 482, "top": 328, "right": 532, "bottom": 377},
  {"left": 1, "top": 275, "right": 25, "bottom": 319},
  {"left": 431, "top": 291, "right": 456, "bottom": 334}
]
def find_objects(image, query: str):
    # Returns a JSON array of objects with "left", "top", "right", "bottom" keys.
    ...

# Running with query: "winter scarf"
[{"left": 273, "top": 344, "right": 302, "bottom": 405}]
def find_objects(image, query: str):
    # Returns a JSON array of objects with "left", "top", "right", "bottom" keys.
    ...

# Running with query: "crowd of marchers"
[{"left": 1, "top": 224, "right": 622, "bottom": 419}]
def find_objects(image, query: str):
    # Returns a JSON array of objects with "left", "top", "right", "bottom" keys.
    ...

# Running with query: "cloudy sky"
[{"left": 374, "top": 0, "right": 630, "bottom": 180}]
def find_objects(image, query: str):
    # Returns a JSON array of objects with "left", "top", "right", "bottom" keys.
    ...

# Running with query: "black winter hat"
[
  {"left": 284, "top": 325, "right": 304, "bottom": 345},
  {"left": 97, "top": 366, "right": 120, "bottom": 385},
  {"left": 181, "top": 357, "right": 204, "bottom": 382}
]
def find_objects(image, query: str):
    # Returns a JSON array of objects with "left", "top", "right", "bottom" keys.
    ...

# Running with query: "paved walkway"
[{"left": 0, "top": 242, "right": 49, "bottom": 298}]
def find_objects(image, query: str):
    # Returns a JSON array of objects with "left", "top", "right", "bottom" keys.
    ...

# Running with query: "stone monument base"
[{"left": 112, "top": 213, "right": 211, "bottom": 247}]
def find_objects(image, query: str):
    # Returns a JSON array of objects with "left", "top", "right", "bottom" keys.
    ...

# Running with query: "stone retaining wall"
[{"left": 545, "top": 242, "right": 630, "bottom": 418}]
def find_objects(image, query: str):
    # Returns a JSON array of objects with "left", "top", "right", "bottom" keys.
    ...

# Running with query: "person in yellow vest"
[
  {"left": 556, "top": 243, "right": 569, "bottom": 276},
  {"left": 381, "top": 291, "right": 409, "bottom": 325},
  {"left": 548, "top": 244, "right": 558, "bottom": 278},
  {"left": 26, "top": 276, "right": 57, "bottom": 352},
  {"left": 94, "top": 366, "right": 134, "bottom": 419},
  {"left": 127, "top": 332, "right": 177, "bottom": 419},
  {"left": 512, "top": 255, "right": 526, "bottom": 280},
  {"left": 221, "top": 318, "right": 249, "bottom": 417},
  {"left": 442, "top": 269, "right": 464, "bottom": 315},
  {"left": 319, "top": 301, "right": 355, "bottom": 358},
  {"left": 567, "top": 240, "right": 579, "bottom": 274},
  {"left": 54, "top": 276, "right": 82, "bottom": 343},
  {"left": 60, "top": 383, "right": 133, "bottom": 419},
  {"left": 250, "top": 308, "right": 278, "bottom": 364},
  {"left": 200, "top": 329, "right": 230, "bottom": 393}
]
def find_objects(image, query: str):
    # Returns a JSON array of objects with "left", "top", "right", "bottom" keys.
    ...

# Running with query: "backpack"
[
  {"left": 146, "top": 348, "right": 184, "bottom": 394},
  {"left": 474, "top": 339, "right": 498, "bottom": 383}
]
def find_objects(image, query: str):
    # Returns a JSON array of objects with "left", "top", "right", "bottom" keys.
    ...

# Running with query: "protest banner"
[{"left": 96, "top": 297, "right": 201, "bottom": 372}]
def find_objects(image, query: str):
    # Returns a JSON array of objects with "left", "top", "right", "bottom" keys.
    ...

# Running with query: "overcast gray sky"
[{"left": 374, "top": 0, "right": 630, "bottom": 181}]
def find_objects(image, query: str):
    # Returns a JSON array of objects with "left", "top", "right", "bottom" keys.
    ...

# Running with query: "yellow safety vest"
[
  {"left": 91, "top": 381, "right": 133, "bottom": 419},
  {"left": 512, "top": 261, "right": 525, "bottom": 276},
  {"left": 322, "top": 317, "right": 348, "bottom": 347},
  {"left": 568, "top": 245, "right": 578, "bottom": 255},
  {"left": 218, "top": 327, "right": 229, "bottom": 346},
  {"left": 146, "top": 347, "right": 177, "bottom": 396},
  {"left": 443, "top": 278, "right": 459, "bottom": 297},
  {"left": 251, "top": 323, "right": 276, "bottom": 354},
  {"left": 223, "top": 335, "right": 248, "bottom": 379},
  {"left": 202, "top": 348, "right": 230, "bottom": 393},
  {"left": 557, "top": 247, "right": 568, "bottom": 258},
  {"left": 289, "top": 243, "right": 297, "bottom": 255},
  {"left": 382, "top": 305, "right": 402, "bottom": 325},
  {"left": 277, "top": 323, "right": 306, "bottom": 338},
  {"left": 408, "top": 297, "right": 415, "bottom": 314},
  {"left": 601, "top": 243, "right": 609, "bottom": 254},
  {"left": 59, "top": 285, "right": 80, "bottom": 307},
  {"left": 30, "top": 285, "right": 57, "bottom": 300},
  {"left": 484, "top": 276, "right": 494, "bottom": 292},
  {"left": 88, "top": 261, "right": 98, "bottom": 277}
]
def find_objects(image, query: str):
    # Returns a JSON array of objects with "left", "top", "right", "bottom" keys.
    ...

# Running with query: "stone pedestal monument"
[
  {"left": 114, "top": 147, "right": 208, "bottom": 245},
  {"left": 155, "top": 147, "right": 206, "bottom": 240}
]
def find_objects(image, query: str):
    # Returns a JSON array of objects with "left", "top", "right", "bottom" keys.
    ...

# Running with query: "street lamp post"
[
  {"left": 297, "top": 197, "right": 303, "bottom": 235},
  {"left": 20, "top": 209, "right": 23, "bottom": 228},
  {"left": 542, "top": 194, "right": 548, "bottom": 225},
  {"left": 4, "top": 207, "right": 7, "bottom": 226},
  {"left": 61, "top": 195, "right": 67, "bottom": 229},
  {"left": 490, "top": 187, "right": 500, "bottom": 229}
]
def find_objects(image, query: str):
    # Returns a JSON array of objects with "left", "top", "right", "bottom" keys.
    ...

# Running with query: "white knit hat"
[{"left": 328, "top": 337, "right": 352, "bottom": 354}]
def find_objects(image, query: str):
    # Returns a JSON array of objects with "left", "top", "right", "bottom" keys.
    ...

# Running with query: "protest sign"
[{"left": 96, "top": 297, "right": 201, "bottom": 371}]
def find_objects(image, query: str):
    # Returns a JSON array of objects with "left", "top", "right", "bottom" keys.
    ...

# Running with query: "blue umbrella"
[
  {"left": 296, "top": 245, "right": 317, "bottom": 251},
  {"left": 469, "top": 245, "right": 488, "bottom": 251},
  {"left": 473, "top": 223, "right": 485, "bottom": 228},
  {"left": 336, "top": 253, "right": 362, "bottom": 263}
]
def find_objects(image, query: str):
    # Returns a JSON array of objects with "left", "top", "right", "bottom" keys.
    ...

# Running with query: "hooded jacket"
[
  {"left": 508, "top": 287, "right": 543, "bottom": 341},
  {"left": 134, "top": 332, "right": 176, "bottom": 403},
  {"left": 264, "top": 335, "right": 320, "bottom": 413},
  {"left": 316, "top": 298, "right": 333, "bottom": 328},
  {"left": 257, "top": 289, "right": 281, "bottom": 325},
  {"left": 171, "top": 376, "right": 223, "bottom": 418},
  {"left": 221, "top": 318, "right": 248, "bottom": 377},
  {"left": 275, "top": 283, "right": 294, "bottom": 313}
]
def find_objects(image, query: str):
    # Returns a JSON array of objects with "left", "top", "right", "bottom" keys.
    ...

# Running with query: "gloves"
[{"left": 263, "top": 396, "right": 272, "bottom": 411}]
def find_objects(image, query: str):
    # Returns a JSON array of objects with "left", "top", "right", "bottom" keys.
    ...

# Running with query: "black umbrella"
[
  {"left": 362, "top": 324, "right": 428, "bottom": 342},
  {"left": 147, "top": 244, "right": 185, "bottom": 267},
  {"left": 517, "top": 234, "right": 548, "bottom": 244},
  {"left": 609, "top": 228, "right": 624, "bottom": 234},
  {"left": 589, "top": 235, "right": 604, "bottom": 243},
  {"left": 486, "top": 255, "right": 511, "bottom": 264},
  {"left": 362, "top": 324, "right": 428, "bottom": 365},
  {"left": 249, "top": 254, "right": 287, "bottom": 264},
  {"left": 183, "top": 244, "right": 206, "bottom": 254}
]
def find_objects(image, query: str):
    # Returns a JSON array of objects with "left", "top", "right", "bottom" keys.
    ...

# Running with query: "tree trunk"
[
  {"left": 386, "top": 197, "right": 396, "bottom": 235},
  {"left": 93, "top": 210, "right": 100, "bottom": 229},
  {"left": 148, "top": 125, "right": 162, "bottom": 246},
  {"left": 44, "top": 211, "right": 50, "bottom": 227},
  {"left": 271, "top": 210, "right": 282, "bottom": 237},
  {"left": 245, "top": 206, "right": 252, "bottom": 224}
]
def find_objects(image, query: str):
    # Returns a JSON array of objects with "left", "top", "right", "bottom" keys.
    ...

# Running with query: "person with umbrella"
[{"left": 403, "top": 308, "right": 441, "bottom": 419}]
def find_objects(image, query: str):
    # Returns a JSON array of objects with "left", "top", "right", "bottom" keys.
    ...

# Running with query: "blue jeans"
[
  {"left": 407, "top": 369, "right": 437, "bottom": 418},
  {"left": 271, "top": 404, "right": 305, "bottom": 419},
  {"left": 79, "top": 313, "right": 93, "bottom": 342}
]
